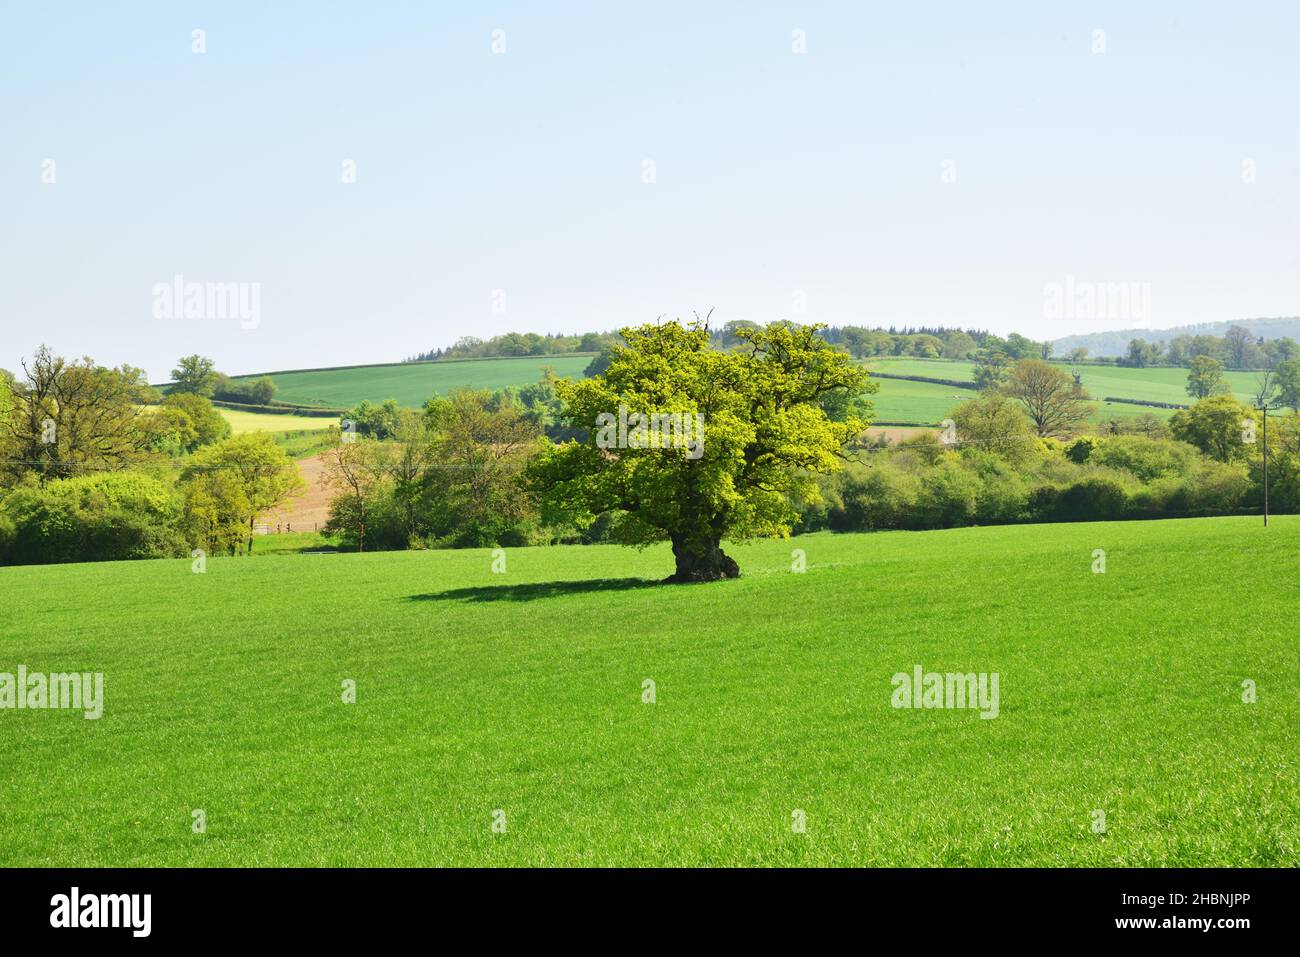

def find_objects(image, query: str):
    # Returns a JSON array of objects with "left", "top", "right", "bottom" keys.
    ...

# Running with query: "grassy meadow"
[
  {"left": 230, "top": 355, "right": 592, "bottom": 409},
  {"left": 866, "top": 376, "right": 973, "bottom": 425},
  {"left": 864, "top": 356, "right": 1273, "bottom": 425},
  {"left": 216, "top": 353, "right": 1259, "bottom": 429},
  {"left": 218, "top": 408, "right": 335, "bottom": 435},
  {"left": 1, "top": 515, "right": 1295, "bottom": 866}
]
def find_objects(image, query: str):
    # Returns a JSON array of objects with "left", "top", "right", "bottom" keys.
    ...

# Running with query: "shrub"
[
  {"left": 1170, "top": 396, "right": 1259, "bottom": 462},
  {"left": 828, "top": 463, "right": 922, "bottom": 531},
  {"left": 1032, "top": 475, "right": 1129, "bottom": 522},
  {"left": 0, "top": 513, "right": 15, "bottom": 557},
  {"left": 1090, "top": 435, "right": 1199, "bottom": 483},
  {"left": 0, "top": 471, "right": 187, "bottom": 565},
  {"left": 914, "top": 461, "right": 981, "bottom": 528},
  {"left": 1186, "top": 461, "right": 1250, "bottom": 511},
  {"left": 968, "top": 456, "right": 1030, "bottom": 524},
  {"left": 214, "top": 375, "right": 277, "bottom": 406},
  {"left": 1064, "top": 436, "right": 1099, "bottom": 463}
]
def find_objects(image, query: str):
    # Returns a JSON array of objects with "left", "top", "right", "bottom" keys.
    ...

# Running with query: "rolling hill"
[
  {"left": 214, "top": 349, "right": 1277, "bottom": 430},
  {"left": 863, "top": 356, "right": 1274, "bottom": 424},
  {"left": 229, "top": 355, "right": 593, "bottom": 409},
  {"left": 1052, "top": 317, "right": 1300, "bottom": 359}
]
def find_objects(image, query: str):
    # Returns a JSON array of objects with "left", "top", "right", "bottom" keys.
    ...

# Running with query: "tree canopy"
[
  {"left": 180, "top": 433, "right": 302, "bottom": 554},
  {"left": 1003, "top": 359, "right": 1094, "bottom": 437},
  {"left": 1169, "top": 395, "right": 1259, "bottom": 463},
  {"left": 170, "top": 354, "right": 220, "bottom": 396},
  {"left": 527, "top": 320, "right": 873, "bottom": 581},
  {"left": 1186, "top": 355, "right": 1227, "bottom": 400}
]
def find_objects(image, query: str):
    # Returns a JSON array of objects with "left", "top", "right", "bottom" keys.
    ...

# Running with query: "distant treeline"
[
  {"left": 407, "top": 323, "right": 1038, "bottom": 365},
  {"left": 406, "top": 332, "right": 613, "bottom": 362},
  {"left": 409, "top": 321, "right": 1300, "bottom": 374},
  {"left": 1053, "top": 317, "right": 1300, "bottom": 360},
  {"left": 1098, "top": 325, "right": 1300, "bottom": 371}
]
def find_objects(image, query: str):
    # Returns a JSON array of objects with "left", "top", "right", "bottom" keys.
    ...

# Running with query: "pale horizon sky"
[{"left": 2, "top": 1, "right": 1297, "bottom": 380}]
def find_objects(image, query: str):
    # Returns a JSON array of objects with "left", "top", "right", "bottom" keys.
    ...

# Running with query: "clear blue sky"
[{"left": 2, "top": 1, "right": 1297, "bottom": 380}]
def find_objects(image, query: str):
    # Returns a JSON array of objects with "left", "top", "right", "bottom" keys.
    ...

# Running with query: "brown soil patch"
[
  {"left": 261, "top": 454, "right": 334, "bottom": 533},
  {"left": 864, "top": 426, "right": 936, "bottom": 444}
]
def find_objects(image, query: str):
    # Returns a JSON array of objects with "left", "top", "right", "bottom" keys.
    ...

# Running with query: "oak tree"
[{"left": 527, "top": 320, "right": 872, "bottom": 582}]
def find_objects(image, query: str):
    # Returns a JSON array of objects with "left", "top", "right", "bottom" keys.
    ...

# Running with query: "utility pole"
[
  {"left": 1254, "top": 366, "right": 1278, "bottom": 528},
  {"left": 1262, "top": 404, "right": 1269, "bottom": 527}
]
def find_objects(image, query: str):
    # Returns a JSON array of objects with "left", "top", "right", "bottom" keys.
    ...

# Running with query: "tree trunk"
[{"left": 667, "top": 534, "right": 740, "bottom": 583}]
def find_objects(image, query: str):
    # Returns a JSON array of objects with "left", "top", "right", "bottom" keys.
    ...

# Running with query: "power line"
[{"left": 0, "top": 433, "right": 1177, "bottom": 474}]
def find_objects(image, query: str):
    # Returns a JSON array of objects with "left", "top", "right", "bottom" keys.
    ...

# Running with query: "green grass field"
[
  {"left": 867, "top": 376, "right": 973, "bottom": 425},
  {"left": 268, "top": 429, "right": 336, "bottom": 460},
  {"left": 2, "top": 515, "right": 1295, "bottom": 866},
  {"left": 247, "top": 531, "right": 339, "bottom": 555},
  {"left": 231, "top": 355, "right": 593, "bottom": 409},
  {"left": 220, "top": 353, "right": 1247, "bottom": 428},
  {"left": 866, "top": 373, "right": 1170, "bottom": 427},
  {"left": 864, "top": 357, "right": 1272, "bottom": 425}
]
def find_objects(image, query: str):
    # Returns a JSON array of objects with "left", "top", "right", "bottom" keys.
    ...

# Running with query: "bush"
[
  {"left": 1128, "top": 460, "right": 1249, "bottom": 516},
  {"left": 827, "top": 463, "right": 921, "bottom": 531},
  {"left": 1032, "top": 476, "right": 1129, "bottom": 522},
  {"left": 1090, "top": 435, "right": 1199, "bottom": 483},
  {"left": 914, "top": 461, "right": 981, "bottom": 528},
  {"left": 214, "top": 375, "right": 277, "bottom": 406},
  {"left": 1186, "top": 461, "right": 1250, "bottom": 511},
  {"left": 0, "top": 471, "right": 187, "bottom": 565},
  {"left": 0, "top": 513, "right": 15, "bottom": 557},
  {"left": 968, "top": 455, "right": 1030, "bottom": 524},
  {"left": 1064, "top": 436, "right": 1099, "bottom": 463}
]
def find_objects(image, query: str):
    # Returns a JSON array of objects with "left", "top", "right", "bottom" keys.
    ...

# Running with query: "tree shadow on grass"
[{"left": 406, "top": 577, "right": 665, "bottom": 604}]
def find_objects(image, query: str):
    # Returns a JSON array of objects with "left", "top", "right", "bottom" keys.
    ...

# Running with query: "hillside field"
[
  {"left": 230, "top": 355, "right": 592, "bottom": 409},
  {"left": 218, "top": 408, "right": 334, "bottom": 435},
  {"left": 1, "top": 516, "right": 1295, "bottom": 866},
  {"left": 217, "top": 353, "right": 1254, "bottom": 427},
  {"left": 864, "top": 357, "right": 1271, "bottom": 424}
]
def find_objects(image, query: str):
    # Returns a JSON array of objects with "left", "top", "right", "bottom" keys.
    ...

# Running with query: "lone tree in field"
[
  {"left": 170, "top": 354, "right": 220, "bottom": 396},
  {"left": 527, "top": 320, "right": 872, "bottom": 582},
  {"left": 971, "top": 348, "right": 1011, "bottom": 392},
  {"left": 1186, "top": 355, "right": 1227, "bottom": 400},
  {"left": 1004, "top": 359, "right": 1094, "bottom": 437}
]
